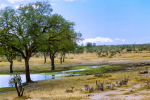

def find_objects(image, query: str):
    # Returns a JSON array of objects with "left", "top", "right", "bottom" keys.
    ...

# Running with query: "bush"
[{"left": 9, "top": 74, "right": 24, "bottom": 97}]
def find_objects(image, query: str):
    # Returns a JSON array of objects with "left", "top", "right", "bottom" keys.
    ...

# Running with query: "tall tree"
[
  {"left": 0, "top": 1, "right": 82, "bottom": 81},
  {"left": 38, "top": 14, "right": 82, "bottom": 70},
  {"left": 0, "top": 1, "right": 54, "bottom": 83}
]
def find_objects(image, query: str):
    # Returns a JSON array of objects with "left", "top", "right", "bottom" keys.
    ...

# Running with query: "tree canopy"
[{"left": 0, "top": 1, "right": 82, "bottom": 83}]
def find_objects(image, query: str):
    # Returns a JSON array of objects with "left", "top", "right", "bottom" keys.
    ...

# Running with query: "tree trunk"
[
  {"left": 25, "top": 57, "right": 31, "bottom": 83},
  {"left": 19, "top": 56, "right": 22, "bottom": 62},
  {"left": 60, "top": 56, "right": 62, "bottom": 64},
  {"left": 63, "top": 52, "right": 65, "bottom": 62},
  {"left": 50, "top": 54, "right": 55, "bottom": 70},
  {"left": 10, "top": 60, "right": 13, "bottom": 73},
  {"left": 44, "top": 53, "right": 46, "bottom": 63}
]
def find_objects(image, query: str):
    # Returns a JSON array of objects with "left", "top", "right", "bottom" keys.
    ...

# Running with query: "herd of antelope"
[
  {"left": 65, "top": 67, "right": 150, "bottom": 93},
  {"left": 84, "top": 76, "right": 129, "bottom": 93}
]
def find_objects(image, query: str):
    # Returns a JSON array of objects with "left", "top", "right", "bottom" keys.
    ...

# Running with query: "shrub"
[{"left": 9, "top": 74, "right": 24, "bottom": 97}]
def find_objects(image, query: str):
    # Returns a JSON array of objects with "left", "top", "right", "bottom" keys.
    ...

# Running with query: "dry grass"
[
  {"left": 1, "top": 52, "right": 150, "bottom": 99},
  {"left": 1, "top": 52, "right": 150, "bottom": 74},
  {"left": 1, "top": 51, "right": 150, "bottom": 67},
  {"left": 1, "top": 68, "right": 150, "bottom": 100}
]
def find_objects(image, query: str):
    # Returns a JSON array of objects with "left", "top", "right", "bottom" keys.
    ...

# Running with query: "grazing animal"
[
  {"left": 96, "top": 80, "right": 104, "bottom": 91},
  {"left": 117, "top": 76, "right": 129, "bottom": 86},
  {"left": 116, "top": 81, "right": 120, "bottom": 87},
  {"left": 89, "top": 87, "right": 94, "bottom": 92},
  {"left": 65, "top": 87, "right": 74, "bottom": 93},
  {"left": 139, "top": 67, "right": 148, "bottom": 74},
  {"left": 106, "top": 82, "right": 115, "bottom": 90},
  {"left": 85, "top": 85, "right": 90, "bottom": 91},
  {"left": 145, "top": 81, "right": 150, "bottom": 89}
]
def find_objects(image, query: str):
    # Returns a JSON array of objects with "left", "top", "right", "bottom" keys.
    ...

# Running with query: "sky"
[{"left": 0, "top": 0, "right": 150, "bottom": 46}]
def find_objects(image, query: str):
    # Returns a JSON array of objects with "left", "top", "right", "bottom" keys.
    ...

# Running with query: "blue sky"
[{"left": 0, "top": 0, "right": 150, "bottom": 45}]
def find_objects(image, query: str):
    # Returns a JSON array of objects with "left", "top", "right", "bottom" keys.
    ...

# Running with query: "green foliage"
[
  {"left": 0, "top": 1, "right": 82, "bottom": 81},
  {"left": 9, "top": 74, "right": 24, "bottom": 97},
  {"left": 86, "top": 42, "right": 93, "bottom": 53},
  {"left": 35, "top": 52, "right": 43, "bottom": 58},
  {"left": 74, "top": 46, "right": 84, "bottom": 54},
  {"left": 0, "top": 56, "right": 8, "bottom": 62}
]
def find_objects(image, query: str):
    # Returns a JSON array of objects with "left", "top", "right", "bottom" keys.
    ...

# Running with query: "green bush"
[{"left": 0, "top": 56, "right": 8, "bottom": 62}]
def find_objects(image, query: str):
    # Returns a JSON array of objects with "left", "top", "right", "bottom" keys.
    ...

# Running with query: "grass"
[
  {"left": 0, "top": 87, "right": 16, "bottom": 92},
  {"left": 69, "top": 65, "right": 124, "bottom": 75},
  {"left": 1, "top": 67, "right": 150, "bottom": 100},
  {"left": 123, "top": 91, "right": 135, "bottom": 95},
  {"left": 69, "top": 66, "right": 92, "bottom": 70},
  {"left": 0, "top": 51, "right": 150, "bottom": 74},
  {"left": 1, "top": 52, "right": 150, "bottom": 99}
]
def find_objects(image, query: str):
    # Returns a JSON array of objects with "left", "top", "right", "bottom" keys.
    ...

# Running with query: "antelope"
[
  {"left": 145, "top": 81, "right": 150, "bottom": 89},
  {"left": 89, "top": 87, "right": 94, "bottom": 92},
  {"left": 116, "top": 81, "right": 120, "bottom": 87},
  {"left": 85, "top": 85, "right": 90, "bottom": 91},
  {"left": 117, "top": 76, "right": 129, "bottom": 86},
  {"left": 106, "top": 82, "right": 115, "bottom": 90},
  {"left": 96, "top": 80, "right": 104, "bottom": 91},
  {"left": 65, "top": 87, "right": 74, "bottom": 93},
  {"left": 139, "top": 67, "right": 148, "bottom": 74}
]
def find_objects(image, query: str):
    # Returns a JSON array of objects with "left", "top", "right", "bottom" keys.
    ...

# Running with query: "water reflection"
[
  {"left": 52, "top": 75, "right": 55, "bottom": 79},
  {"left": 0, "top": 74, "right": 64, "bottom": 88},
  {"left": 0, "top": 65, "right": 105, "bottom": 88}
]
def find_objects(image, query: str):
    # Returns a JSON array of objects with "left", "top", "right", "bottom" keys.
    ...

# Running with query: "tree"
[
  {"left": 9, "top": 74, "right": 24, "bottom": 97},
  {"left": 86, "top": 42, "right": 93, "bottom": 53},
  {"left": 0, "top": 47, "right": 19, "bottom": 73},
  {"left": 38, "top": 14, "right": 82, "bottom": 70},
  {"left": 74, "top": 46, "right": 84, "bottom": 54},
  {"left": 43, "top": 52, "right": 48, "bottom": 63},
  {"left": 0, "top": 1, "right": 54, "bottom": 83},
  {"left": 0, "top": 1, "right": 82, "bottom": 81}
]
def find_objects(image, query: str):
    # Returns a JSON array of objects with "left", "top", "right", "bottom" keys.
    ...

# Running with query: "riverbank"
[
  {"left": 1, "top": 52, "right": 150, "bottom": 74},
  {"left": 1, "top": 64, "right": 150, "bottom": 100},
  {"left": 1, "top": 52, "right": 150, "bottom": 99}
]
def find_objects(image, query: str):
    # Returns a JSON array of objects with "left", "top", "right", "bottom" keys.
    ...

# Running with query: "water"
[
  {"left": 0, "top": 74, "right": 65, "bottom": 88},
  {"left": 0, "top": 65, "right": 103, "bottom": 88}
]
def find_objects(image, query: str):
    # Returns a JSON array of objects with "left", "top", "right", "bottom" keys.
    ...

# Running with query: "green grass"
[
  {"left": 69, "top": 66, "right": 91, "bottom": 70},
  {"left": 0, "top": 65, "right": 125, "bottom": 77},
  {"left": 0, "top": 87, "right": 16, "bottom": 92},
  {"left": 0, "top": 71, "right": 63, "bottom": 75},
  {"left": 69, "top": 65, "right": 124, "bottom": 75}
]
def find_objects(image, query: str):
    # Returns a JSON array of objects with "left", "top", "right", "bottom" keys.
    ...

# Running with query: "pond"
[
  {"left": 0, "top": 74, "right": 65, "bottom": 88},
  {"left": 0, "top": 65, "right": 104, "bottom": 88}
]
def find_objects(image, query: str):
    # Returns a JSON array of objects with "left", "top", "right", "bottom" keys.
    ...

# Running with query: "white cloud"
[
  {"left": 115, "top": 38, "right": 120, "bottom": 40},
  {"left": 79, "top": 37, "right": 113, "bottom": 45},
  {"left": 0, "top": 3, "right": 7, "bottom": 9},
  {"left": 121, "top": 39, "right": 126, "bottom": 41},
  {"left": 7, "top": 0, "right": 24, "bottom": 3},
  {"left": 15, "top": 6, "right": 19, "bottom": 9}
]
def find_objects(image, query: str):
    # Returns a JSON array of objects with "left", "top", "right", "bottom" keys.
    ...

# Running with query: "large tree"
[
  {"left": 0, "top": 1, "right": 82, "bottom": 82},
  {"left": 38, "top": 14, "right": 82, "bottom": 70},
  {"left": 0, "top": 1, "right": 60, "bottom": 83}
]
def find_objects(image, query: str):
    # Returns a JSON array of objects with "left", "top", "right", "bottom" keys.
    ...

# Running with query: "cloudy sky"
[{"left": 0, "top": 0, "right": 150, "bottom": 45}]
